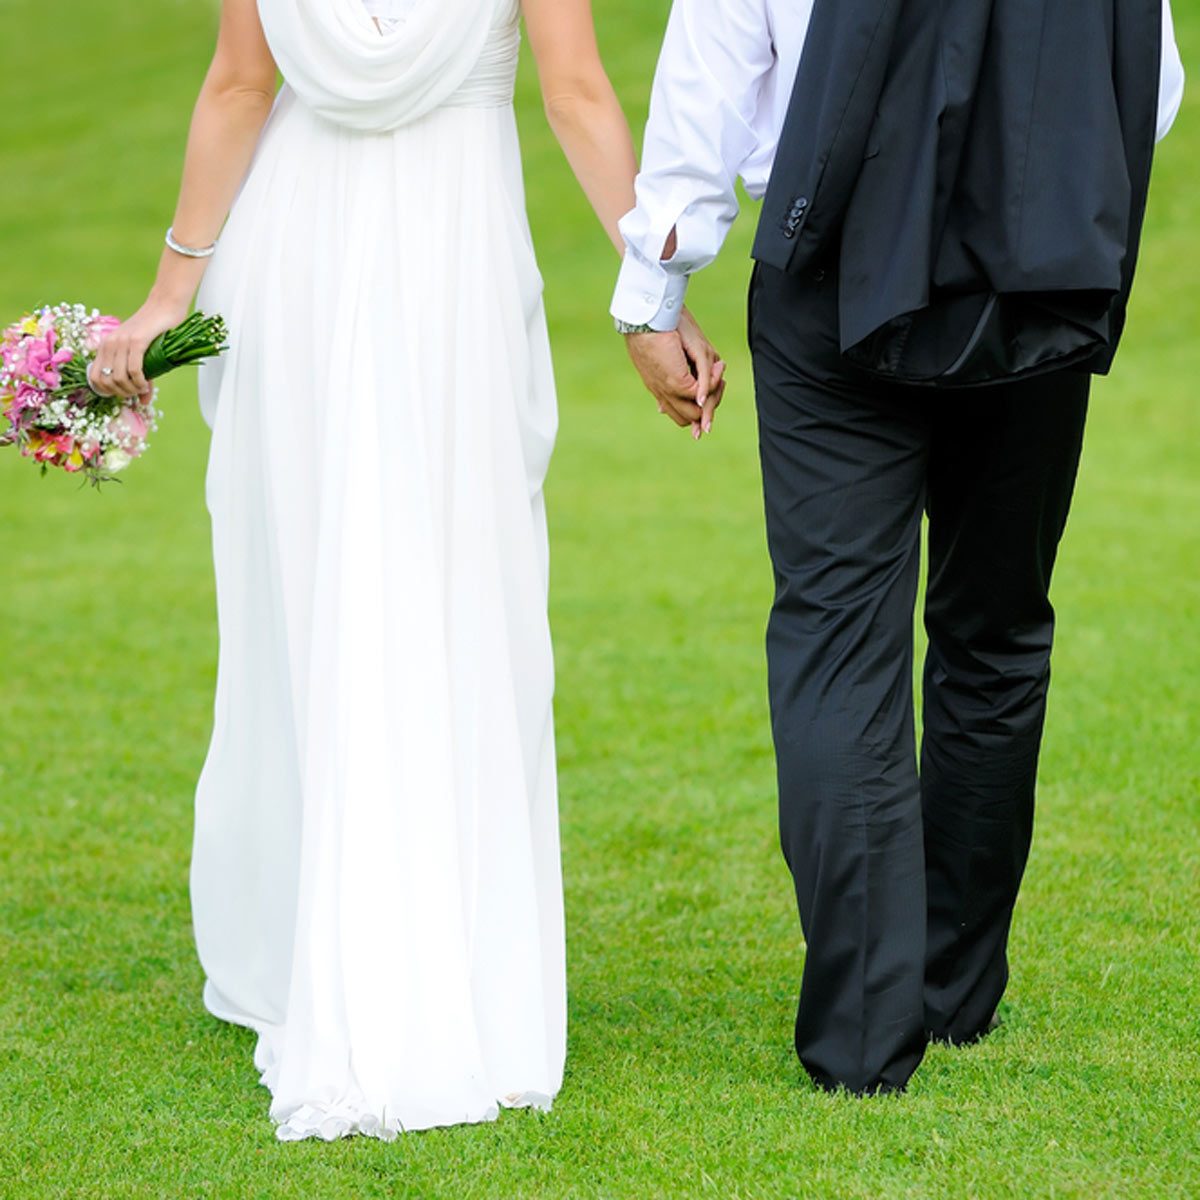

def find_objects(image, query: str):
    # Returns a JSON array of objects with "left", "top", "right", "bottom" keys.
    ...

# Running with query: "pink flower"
[
  {"left": 85, "top": 315, "right": 121, "bottom": 353},
  {"left": 107, "top": 406, "right": 148, "bottom": 451},
  {"left": 10, "top": 381, "right": 46, "bottom": 422},
  {"left": 3, "top": 339, "right": 30, "bottom": 377},
  {"left": 60, "top": 439, "right": 85, "bottom": 472},
  {"left": 23, "top": 329, "right": 73, "bottom": 388},
  {"left": 31, "top": 434, "right": 63, "bottom": 463}
]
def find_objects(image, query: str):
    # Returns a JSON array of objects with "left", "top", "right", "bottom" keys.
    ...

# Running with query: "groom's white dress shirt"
[{"left": 612, "top": 0, "right": 1187, "bottom": 332}]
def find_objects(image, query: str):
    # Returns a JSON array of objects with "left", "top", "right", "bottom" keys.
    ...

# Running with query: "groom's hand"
[
  {"left": 624, "top": 330, "right": 702, "bottom": 428},
  {"left": 624, "top": 324, "right": 725, "bottom": 440}
]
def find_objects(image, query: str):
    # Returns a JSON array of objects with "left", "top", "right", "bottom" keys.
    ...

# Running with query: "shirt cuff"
[{"left": 611, "top": 251, "right": 689, "bottom": 332}]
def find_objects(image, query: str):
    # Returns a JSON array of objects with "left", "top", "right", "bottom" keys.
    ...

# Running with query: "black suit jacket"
[{"left": 752, "top": 0, "right": 1164, "bottom": 386}]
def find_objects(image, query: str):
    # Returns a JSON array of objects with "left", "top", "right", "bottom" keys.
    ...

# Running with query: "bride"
[{"left": 88, "top": 0, "right": 723, "bottom": 1141}]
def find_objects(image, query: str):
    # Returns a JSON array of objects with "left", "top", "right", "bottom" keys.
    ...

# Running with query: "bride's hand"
[
  {"left": 88, "top": 294, "right": 191, "bottom": 399},
  {"left": 677, "top": 306, "right": 726, "bottom": 437}
]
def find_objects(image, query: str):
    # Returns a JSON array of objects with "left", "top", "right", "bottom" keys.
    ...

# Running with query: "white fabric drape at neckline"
[{"left": 257, "top": 0, "right": 496, "bottom": 131}]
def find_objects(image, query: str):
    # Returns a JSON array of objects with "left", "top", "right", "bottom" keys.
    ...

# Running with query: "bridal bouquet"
[{"left": 0, "top": 303, "right": 227, "bottom": 487}]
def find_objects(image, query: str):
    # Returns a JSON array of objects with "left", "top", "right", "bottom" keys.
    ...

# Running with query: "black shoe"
[{"left": 927, "top": 1008, "right": 1001, "bottom": 1046}]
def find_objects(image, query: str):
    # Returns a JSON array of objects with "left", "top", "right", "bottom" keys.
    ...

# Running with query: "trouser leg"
[
  {"left": 921, "top": 373, "right": 1089, "bottom": 1042},
  {"left": 751, "top": 264, "right": 929, "bottom": 1093}
]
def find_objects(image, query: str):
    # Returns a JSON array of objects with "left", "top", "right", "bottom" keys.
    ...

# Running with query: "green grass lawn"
[{"left": 1, "top": 2, "right": 1197, "bottom": 1197}]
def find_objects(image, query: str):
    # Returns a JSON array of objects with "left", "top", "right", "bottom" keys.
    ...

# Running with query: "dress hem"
[{"left": 203, "top": 980, "right": 558, "bottom": 1143}]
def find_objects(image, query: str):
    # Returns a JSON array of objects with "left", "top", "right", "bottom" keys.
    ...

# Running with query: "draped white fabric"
[
  {"left": 256, "top": 0, "right": 497, "bottom": 131},
  {"left": 190, "top": 0, "right": 566, "bottom": 1141}
]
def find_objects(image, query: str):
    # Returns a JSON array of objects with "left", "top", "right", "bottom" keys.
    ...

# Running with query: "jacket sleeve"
[{"left": 750, "top": 0, "right": 904, "bottom": 275}]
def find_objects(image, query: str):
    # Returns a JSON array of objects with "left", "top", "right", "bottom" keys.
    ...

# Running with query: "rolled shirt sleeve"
[{"left": 611, "top": 0, "right": 776, "bottom": 331}]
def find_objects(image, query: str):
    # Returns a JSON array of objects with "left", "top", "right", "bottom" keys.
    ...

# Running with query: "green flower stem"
[{"left": 55, "top": 312, "right": 228, "bottom": 398}]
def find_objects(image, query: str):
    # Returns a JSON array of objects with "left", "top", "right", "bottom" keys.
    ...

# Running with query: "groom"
[{"left": 612, "top": 0, "right": 1184, "bottom": 1093}]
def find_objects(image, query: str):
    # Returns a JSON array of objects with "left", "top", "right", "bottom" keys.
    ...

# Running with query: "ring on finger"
[{"left": 100, "top": 366, "right": 114, "bottom": 377}]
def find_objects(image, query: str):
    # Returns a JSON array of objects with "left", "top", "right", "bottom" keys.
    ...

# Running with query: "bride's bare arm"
[
  {"left": 523, "top": 0, "right": 725, "bottom": 432},
  {"left": 91, "top": 0, "right": 277, "bottom": 399},
  {"left": 522, "top": 0, "right": 639, "bottom": 255}
]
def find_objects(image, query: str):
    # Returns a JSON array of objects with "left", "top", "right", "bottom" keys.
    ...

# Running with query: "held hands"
[
  {"left": 87, "top": 294, "right": 191, "bottom": 400},
  {"left": 624, "top": 306, "right": 726, "bottom": 440}
]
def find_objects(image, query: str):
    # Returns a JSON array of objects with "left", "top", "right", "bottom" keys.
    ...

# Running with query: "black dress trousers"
[{"left": 749, "top": 262, "right": 1089, "bottom": 1094}]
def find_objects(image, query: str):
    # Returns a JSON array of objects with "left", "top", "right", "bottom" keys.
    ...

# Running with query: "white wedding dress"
[{"left": 191, "top": 0, "right": 564, "bottom": 1141}]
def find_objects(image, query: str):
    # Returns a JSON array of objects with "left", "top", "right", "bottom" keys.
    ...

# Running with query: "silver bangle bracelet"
[{"left": 165, "top": 226, "right": 217, "bottom": 259}]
